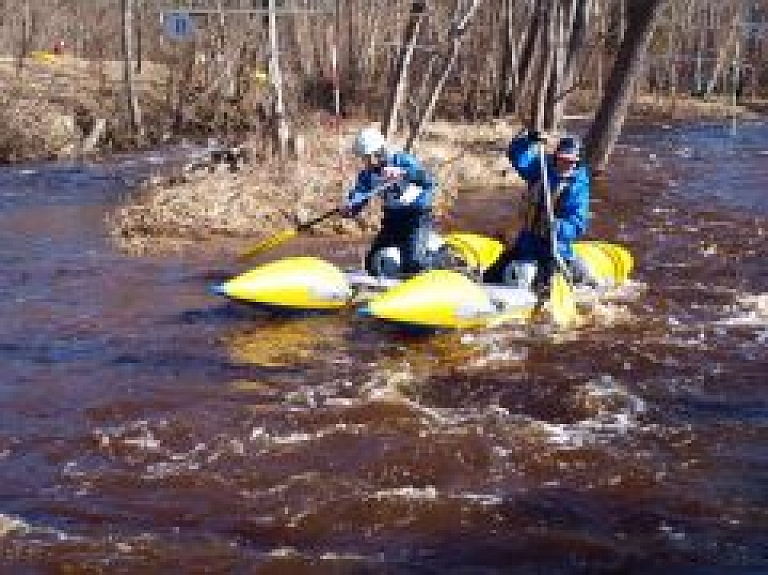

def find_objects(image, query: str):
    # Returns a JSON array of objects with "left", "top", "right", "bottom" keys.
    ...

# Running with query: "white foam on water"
[
  {"left": 319, "top": 552, "right": 371, "bottom": 561},
  {"left": 260, "top": 471, "right": 325, "bottom": 497},
  {"left": 0, "top": 514, "right": 28, "bottom": 537},
  {"left": 91, "top": 419, "right": 258, "bottom": 480},
  {"left": 717, "top": 293, "right": 768, "bottom": 327},
  {"left": 587, "top": 301, "right": 636, "bottom": 328},
  {"left": 264, "top": 547, "right": 370, "bottom": 563},
  {"left": 368, "top": 486, "right": 504, "bottom": 508},
  {"left": 463, "top": 347, "right": 529, "bottom": 369},
  {"left": 250, "top": 423, "right": 368, "bottom": 447},
  {"left": 370, "top": 485, "right": 439, "bottom": 501},
  {"left": 531, "top": 375, "right": 647, "bottom": 449},
  {"left": 267, "top": 547, "right": 302, "bottom": 558},
  {"left": 357, "top": 363, "right": 420, "bottom": 407},
  {"left": 457, "top": 492, "right": 504, "bottom": 507},
  {"left": 458, "top": 332, "right": 530, "bottom": 369},
  {"left": 0, "top": 513, "right": 85, "bottom": 542}
]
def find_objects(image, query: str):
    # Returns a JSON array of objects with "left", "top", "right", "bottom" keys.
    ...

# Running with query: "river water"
[{"left": 0, "top": 123, "right": 766, "bottom": 573}]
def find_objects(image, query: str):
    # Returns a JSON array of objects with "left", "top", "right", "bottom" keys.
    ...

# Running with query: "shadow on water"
[{"left": 0, "top": 124, "right": 767, "bottom": 572}]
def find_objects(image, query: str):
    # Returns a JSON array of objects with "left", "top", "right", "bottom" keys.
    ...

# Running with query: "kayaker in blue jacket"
[
  {"left": 484, "top": 129, "right": 591, "bottom": 291},
  {"left": 340, "top": 127, "right": 436, "bottom": 276}
]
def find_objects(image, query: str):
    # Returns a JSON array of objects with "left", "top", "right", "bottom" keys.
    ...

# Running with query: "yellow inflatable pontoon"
[{"left": 211, "top": 234, "right": 634, "bottom": 329}]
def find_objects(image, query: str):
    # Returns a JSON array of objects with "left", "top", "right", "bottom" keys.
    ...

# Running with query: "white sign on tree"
[{"left": 164, "top": 10, "right": 195, "bottom": 41}]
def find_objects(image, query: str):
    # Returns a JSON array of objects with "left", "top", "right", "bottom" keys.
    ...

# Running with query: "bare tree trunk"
[
  {"left": 596, "top": 0, "right": 604, "bottom": 98},
  {"left": 544, "top": 0, "right": 573, "bottom": 132},
  {"left": 121, "top": 0, "right": 143, "bottom": 141},
  {"left": 705, "top": 3, "right": 743, "bottom": 97},
  {"left": 405, "top": 0, "right": 484, "bottom": 150},
  {"left": 135, "top": 0, "right": 143, "bottom": 74},
  {"left": 558, "top": 0, "right": 591, "bottom": 103},
  {"left": 618, "top": 0, "right": 626, "bottom": 44},
  {"left": 17, "top": 0, "right": 31, "bottom": 74},
  {"left": 268, "top": 0, "right": 288, "bottom": 157},
  {"left": 513, "top": 0, "right": 546, "bottom": 114},
  {"left": 530, "top": 0, "right": 556, "bottom": 130},
  {"left": 494, "top": 0, "right": 521, "bottom": 117},
  {"left": 383, "top": 1, "right": 426, "bottom": 138},
  {"left": 584, "top": 0, "right": 667, "bottom": 172}
]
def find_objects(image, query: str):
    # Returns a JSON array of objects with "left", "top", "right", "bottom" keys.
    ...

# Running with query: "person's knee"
[
  {"left": 569, "top": 256, "right": 596, "bottom": 286},
  {"left": 369, "top": 247, "right": 402, "bottom": 277},
  {"left": 503, "top": 260, "right": 538, "bottom": 289},
  {"left": 401, "top": 226, "right": 431, "bottom": 273}
]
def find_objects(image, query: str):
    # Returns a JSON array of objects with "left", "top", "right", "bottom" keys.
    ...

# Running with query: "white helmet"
[{"left": 352, "top": 127, "right": 386, "bottom": 157}]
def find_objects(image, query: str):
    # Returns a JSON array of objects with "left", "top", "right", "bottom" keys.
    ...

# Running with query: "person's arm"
[
  {"left": 554, "top": 168, "right": 590, "bottom": 242},
  {"left": 342, "top": 170, "right": 375, "bottom": 216},
  {"left": 393, "top": 153, "right": 434, "bottom": 190},
  {"left": 507, "top": 132, "right": 543, "bottom": 184}
]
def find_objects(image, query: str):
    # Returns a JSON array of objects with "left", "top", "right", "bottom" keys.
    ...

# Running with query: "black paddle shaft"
[{"left": 297, "top": 207, "right": 341, "bottom": 232}]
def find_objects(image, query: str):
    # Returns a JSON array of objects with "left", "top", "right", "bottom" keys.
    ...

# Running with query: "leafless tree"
[
  {"left": 584, "top": 0, "right": 668, "bottom": 171},
  {"left": 3, "top": 0, "right": 768, "bottom": 164}
]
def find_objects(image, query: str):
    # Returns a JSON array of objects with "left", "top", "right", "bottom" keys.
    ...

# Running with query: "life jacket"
[
  {"left": 346, "top": 152, "right": 434, "bottom": 212},
  {"left": 522, "top": 177, "right": 567, "bottom": 240}
]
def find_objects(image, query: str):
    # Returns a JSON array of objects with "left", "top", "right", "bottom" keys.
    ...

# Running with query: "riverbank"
[
  {"left": 1, "top": 56, "right": 761, "bottom": 254},
  {"left": 108, "top": 94, "right": 764, "bottom": 255},
  {"left": 0, "top": 54, "right": 175, "bottom": 163}
]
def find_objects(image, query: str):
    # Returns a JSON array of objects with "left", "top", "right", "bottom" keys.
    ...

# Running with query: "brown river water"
[{"left": 0, "top": 123, "right": 766, "bottom": 573}]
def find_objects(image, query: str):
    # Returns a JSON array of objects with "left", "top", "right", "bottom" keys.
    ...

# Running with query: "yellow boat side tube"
[
  {"left": 360, "top": 270, "right": 497, "bottom": 329},
  {"left": 213, "top": 257, "right": 351, "bottom": 310},
  {"left": 593, "top": 242, "right": 634, "bottom": 284},
  {"left": 574, "top": 242, "right": 634, "bottom": 286},
  {"left": 574, "top": 242, "right": 618, "bottom": 286},
  {"left": 443, "top": 233, "right": 505, "bottom": 271}
]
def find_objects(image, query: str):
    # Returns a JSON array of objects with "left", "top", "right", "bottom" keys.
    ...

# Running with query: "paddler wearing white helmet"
[{"left": 340, "top": 126, "right": 437, "bottom": 277}]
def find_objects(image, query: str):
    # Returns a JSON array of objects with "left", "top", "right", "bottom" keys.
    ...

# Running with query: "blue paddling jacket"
[
  {"left": 507, "top": 133, "right": 590, "bottom": 261},
  {"left": 344, "top": 151, "right": 436, "bottom": 216}
]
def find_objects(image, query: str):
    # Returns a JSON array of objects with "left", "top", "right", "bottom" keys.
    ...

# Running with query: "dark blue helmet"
[{"left": 555, "top": 137, "right": 581, "bottom": 161}]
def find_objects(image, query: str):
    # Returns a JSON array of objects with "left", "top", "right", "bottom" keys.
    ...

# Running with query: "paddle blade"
[
  {"left": 238, "top": 229, "right": 298, "bottom": 261},
  {"left": 550, "top": 272, "right": 578, "bottom": 327}
]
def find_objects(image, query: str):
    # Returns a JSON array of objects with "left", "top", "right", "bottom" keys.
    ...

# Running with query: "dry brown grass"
[
  {"left": 0, "top": 54, "right": 172, "bottom": 162},
  {"left": 630, "top": 93, "right": 759, "bottom": 123}
]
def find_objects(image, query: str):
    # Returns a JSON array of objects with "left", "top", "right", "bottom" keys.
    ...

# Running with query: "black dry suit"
[{"left": 344, "top": 152, "right": 436, "bottom": 276}]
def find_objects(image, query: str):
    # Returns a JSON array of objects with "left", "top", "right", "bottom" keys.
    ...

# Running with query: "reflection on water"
[{"left": 0, "top": 124, "right": 766, "bottom": 572}]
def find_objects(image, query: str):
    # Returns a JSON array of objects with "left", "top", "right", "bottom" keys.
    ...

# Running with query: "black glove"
[{"left": 340, "top": 204, "right": 362, "bottom": 218}]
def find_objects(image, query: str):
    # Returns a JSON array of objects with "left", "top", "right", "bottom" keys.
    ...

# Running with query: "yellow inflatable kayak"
[{"left": 211, "top": 234, "right": 634, "bottom": 328}]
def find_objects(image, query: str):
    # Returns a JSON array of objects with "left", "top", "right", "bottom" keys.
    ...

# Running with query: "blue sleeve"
[
  {"left": 507, "top": 134, "right": 542, "bottom": 184},
  {"left": 345, "top": 170, "right": 375, "bottom": 213},
  {"left": 555, "top": 167, "right": 590, "bottom": 242},
  {"left": 393, "top": 153, "right": 434, "bottom": 191}
]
